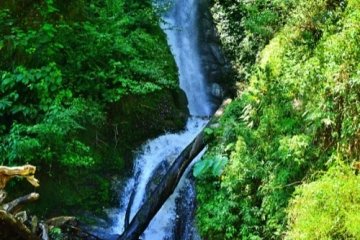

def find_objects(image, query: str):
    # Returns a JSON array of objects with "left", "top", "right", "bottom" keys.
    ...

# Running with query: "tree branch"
[
  {"left": 0, "top": 165, "right": 40, "bottom": 189},
  {"left": 3, "top": 193, "right": 40, "bottom": 214}
]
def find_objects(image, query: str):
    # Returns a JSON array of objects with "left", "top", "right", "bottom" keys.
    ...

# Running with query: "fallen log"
[
  {"left": 3, "top": 193, "right": 39, "bottom": 214},
  {"left": 124, "top": 177, "right": 138, "bottom": 229},
  {"left": 118, "top": 99, "right": 231, "bottom": 240},
  {"left": 46, "top": 216, "right": 76, "bottom": 228}
]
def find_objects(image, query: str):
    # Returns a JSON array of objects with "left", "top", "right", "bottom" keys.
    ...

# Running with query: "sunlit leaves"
[
  {"left": 277, "top": 135, "right": 311, "bottom": 165},
  {"left": 196, "top": 0, "right": 360, "bottom": 239},
  {"left": 0, "top": 99, "right": 103, "bottom": 167},
  {"left": 286, "top": 162, "right": 360, "bottom": 239},
  {"left": 193, "top": 155, "right": 228, "bottom": 177}
]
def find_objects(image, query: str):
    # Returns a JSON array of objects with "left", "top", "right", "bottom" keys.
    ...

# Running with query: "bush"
[
  {"left": 286, "top": 161, "right": 360, "bottom": 239},
  {"left": 195, "top": 0, "right": 360, "bottom": 239},
  {"left": 0, "top": 0, "right": 182, "bottom": 216}
]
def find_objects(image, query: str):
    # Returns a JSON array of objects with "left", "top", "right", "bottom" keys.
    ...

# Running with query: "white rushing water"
[
  {"left": 102, "top": 0, "right": 213, "bottom": 238},
  {"left": 162, "top": 0, "right": 212, "bottom": 117},
  {"left": 108, "top": 118, "right": 207, "bottom": 239}
]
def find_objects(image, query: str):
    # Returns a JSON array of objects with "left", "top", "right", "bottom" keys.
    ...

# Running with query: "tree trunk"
[
  {"left": 118, "top": 99, "right": 231, "bottom": 240},
  {"left": 0, "top": 210, "right": 39, "bottom": 240}
]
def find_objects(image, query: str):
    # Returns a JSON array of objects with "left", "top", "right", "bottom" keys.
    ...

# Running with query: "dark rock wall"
[
  {"left": 197, "top": 0, "right": 234, "bottom": 104},
  {"left": 107, "top": 88, "right": 189, "bottom": 164}
]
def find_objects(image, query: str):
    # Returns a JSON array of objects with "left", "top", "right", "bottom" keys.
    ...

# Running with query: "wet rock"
[
  {"left": 107, "top": 88, "right": 190, "bottom": 158},
  {"left": 144, "top": 153, "right": 177, "bottom": 199},
  {"left": 210, "top": 44, "right": 225, "bottom": 65},
  {"left": 196, "top": 0, "right": 233, "bottom": 102},
  {"left": 174, "top": 173, "right": 199, "bottom": 240},
  {"left": 210, "top": 83, "right": 224, "bottom": 98}
]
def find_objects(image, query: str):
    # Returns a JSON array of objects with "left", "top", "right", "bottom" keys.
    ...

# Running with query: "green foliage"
[
  {"left": 0, "top": 99, "right": 103, "bottom": 167},
  {"left": 196, "top": 0, "right": 360, "bottom": 239},
  {"left": 1, "top": 0, "right": 178, "bottom": 103},
  {"left": 286, "top": 161, "right": 360, "bottom": 239},
  {"left": 49, "top": 227, "right": 63, "bottom": 240},
  {"left": 277, "top": 135, "right": 311, "bottom": 166},
  {"left": 210, "top": 0, "right": 295, "bottom": 82},
  {"left": 0, "top": 0, "right": 182, "bottom": 216},
  {"left": 0, "top": 63, "right": 62, "bottom": 120},
  {"left": 193, "top": 154, "right": 228, "bottom": 177}
]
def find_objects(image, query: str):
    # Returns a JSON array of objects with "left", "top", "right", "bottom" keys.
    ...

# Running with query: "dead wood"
[
  {"left": 0, "top": 165, "right": 40, "bottom": 189},
  {"left": 0, "top": 190, "right": 7, "bottom": 204},
  {"left": 0, "top": 210, "right": 39, "bottom": 240},
  {"left": 118, "top": 99, "right": 231, "bottom": 240},
  {"left": 3, "top": 193, "right": 39, "bottom": 214},
  {"left": 39, "top": 222, "right": 49, "bottom": 240},
  {"left": 46, "top": 216, "right": 76, "bottom": 229}
]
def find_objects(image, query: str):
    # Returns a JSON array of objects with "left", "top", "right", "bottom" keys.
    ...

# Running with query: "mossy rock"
[{"left": 107, "top": 88, "right": 189, "bottom": 153}]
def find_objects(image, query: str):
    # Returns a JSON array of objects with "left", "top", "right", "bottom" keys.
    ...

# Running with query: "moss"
[{"left": 108, "top": 88, "right": 189, "bottom": 153}]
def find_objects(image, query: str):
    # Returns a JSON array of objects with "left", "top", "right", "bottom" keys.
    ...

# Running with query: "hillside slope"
[{"left": 195, "top": 0, "right": 360, "bottom": 239}]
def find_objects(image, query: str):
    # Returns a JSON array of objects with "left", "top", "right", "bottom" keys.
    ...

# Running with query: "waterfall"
[
  {"left": 162, "top": 0, "right": 212, "bottom": 117},
  {"left": 96, "top": 0, "right": 212, "bottom": 238}
]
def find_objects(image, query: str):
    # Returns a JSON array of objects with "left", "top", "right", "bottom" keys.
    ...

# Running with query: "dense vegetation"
[
  {"left": 195, "top": 0, "right": 360, "bottom": 239},
  {"left": 2, "top": 0, "right": 360, "bottom": 239},
  {"left": 0, "top": 0, "right": 188, "bottom": 217}
]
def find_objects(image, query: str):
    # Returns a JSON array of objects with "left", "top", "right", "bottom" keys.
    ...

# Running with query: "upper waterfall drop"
[
  {"left": 161, "top": 0, "right": 213, "bottom": 117},
  {"left": 95, "top": 0, "right": 214, "bottom": 239}
]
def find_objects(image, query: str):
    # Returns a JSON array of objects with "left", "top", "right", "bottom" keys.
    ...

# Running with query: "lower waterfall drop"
[{"left": 102, "top": 0, "right": 213, "bottom": 238}]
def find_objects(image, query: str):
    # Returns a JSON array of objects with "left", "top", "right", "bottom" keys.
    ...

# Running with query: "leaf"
[
  {"left": 0, "top": 98, "right": 12, "bottom": 110},
  {"left": 204, "top": 127, "right": 214, "bottom": 136},
  {"left": 193, "top": 160, "right": 211, "bottom": 178},
  {"left": 194, "top": 155, "right": 229, "bottom": 177},
  {"left": 225, "top": 143, "right": 235, "bottom": 152},
  {"left": 321, "top": 117, "right": 334, "bottom": 127},
  {"left": 211, "top": 156, "right": 229, "bottom": 176}
]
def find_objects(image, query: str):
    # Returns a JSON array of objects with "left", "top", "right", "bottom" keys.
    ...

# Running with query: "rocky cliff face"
[{"left": 197, "top": 0, "right": 234, "bottom": 104}]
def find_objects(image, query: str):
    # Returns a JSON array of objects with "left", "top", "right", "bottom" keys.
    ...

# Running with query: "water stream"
[
  {"left": 162, "top": 0, "right": 212, "bottom": 117},
  {"left": 97, "top": 0, "right": 212, "bottom": 238}
]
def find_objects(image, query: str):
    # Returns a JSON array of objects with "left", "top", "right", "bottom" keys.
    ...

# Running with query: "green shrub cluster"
[
  {"left": 0, "top": 0, "right": 180, "bottom": 216},
  {"left": 287, "top": 161, "right": 360, "bottom": 239},
  {"left": 195, "top": 0, "right": 360, "bottom": 239},
  {"left": 210, "top": 0, "right": 295, "bottom": 83}
]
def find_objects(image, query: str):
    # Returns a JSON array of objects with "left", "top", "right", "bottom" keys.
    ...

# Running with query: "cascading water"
[
  {"left": 162, "top": 0, "right": 212, "bottom": 117},
  {"left": 96, "top": 0, "right": 213, "bottom": 239}
]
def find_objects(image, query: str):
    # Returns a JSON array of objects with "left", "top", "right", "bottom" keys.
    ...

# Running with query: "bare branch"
[
  {"left": 3, "top": 193, "right": 40, "bottom": 214},
  {"left": 0, "top": 190, "right": 7, "bottom": 204}
]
